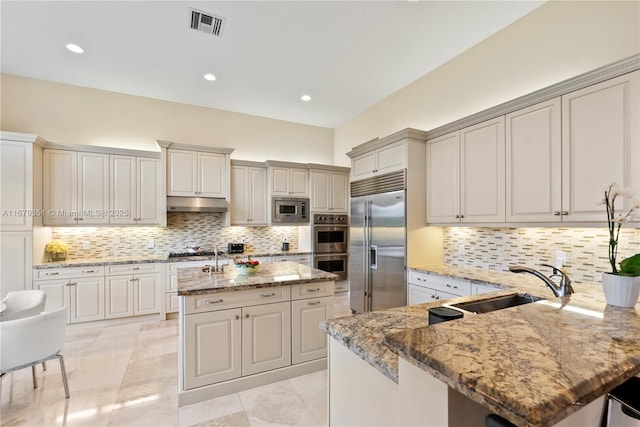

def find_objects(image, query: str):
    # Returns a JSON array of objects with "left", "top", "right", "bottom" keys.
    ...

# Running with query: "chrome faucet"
[{"left": 508, "top": 264, "right": 574, "bottom": 297}]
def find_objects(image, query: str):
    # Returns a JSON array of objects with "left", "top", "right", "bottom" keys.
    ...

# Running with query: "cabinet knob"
[
  {"left": 561, "top": 211, "right": 569, "bottom": 216},
  {"left": 245, "top": 313, "right": 250, "bottom": 318},
  {"left": 235, "top": 314, "right": 240, "bottom": 320},
  {"left": 455, "top": 215, "right": 460, "bottom": 219},
  {"left": 553, "top": 211, "right": 561, "bottom": 216}
]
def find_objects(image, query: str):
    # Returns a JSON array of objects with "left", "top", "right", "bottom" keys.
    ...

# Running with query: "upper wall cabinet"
[
  {"left": 110, "top": 155, "right": 163, "bottom": 225},
  {"left": 506, "top": 97, "right": 562, "bottom": 222},
  {"left": 350, "top": 140, "right": 406, "bottom": 181},
  {"left": 309, "top": 165, "right": 350, "bottom": 213},
  {"left": 167, "top": 148, "right": 233, "bottom": 199},
  {"left": 43, "top": 150, "right": 110, "bottom": 225},
  {"left": 230, "top": 161, "right": 268, "bottom": 225},
  {"left": 561, "top": 71, "right": 639, "bottom": 222},
  {"left": 267, "top": 161, "right": 309, "bottom": 197},
  {"left": 427, "top": 117, "right": 505, "bottom": 224}
]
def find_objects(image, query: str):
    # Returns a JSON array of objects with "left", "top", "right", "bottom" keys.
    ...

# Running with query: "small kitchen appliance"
[{"left": 227, "top": 243, "right": 244, "bottom": 254}]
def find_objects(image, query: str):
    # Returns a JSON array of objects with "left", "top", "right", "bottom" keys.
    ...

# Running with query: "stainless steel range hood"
[{"left": 167, "top": 196, "right": 228, "bottom": 213}]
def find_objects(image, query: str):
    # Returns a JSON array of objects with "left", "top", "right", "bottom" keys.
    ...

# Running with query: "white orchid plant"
[{"left": 601, "top": 183, "right": 640, "bottom": 276}]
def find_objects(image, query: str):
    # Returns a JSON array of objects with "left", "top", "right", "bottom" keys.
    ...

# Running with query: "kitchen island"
[
  {"left": 177, "top": 261, "right": 336, "bottom": 406},
  {"left": 322, "top": 265, "right": 640, "bottom": 426}
]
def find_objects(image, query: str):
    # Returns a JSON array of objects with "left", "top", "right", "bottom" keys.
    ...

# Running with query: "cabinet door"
[
  {"left": 562, "top": 71, "right": 640, "bottom": 222},
  {"left": 407, "top": 284, "right": 437, "bottom": 305},
  {"left": 289, "top": 168, "right": 308, "bottom": 196},
  {"left": 69, "top": 277, "right": 105, "bottom": 323},
  {"left": 78, "top": 152, "right": 109, "bottom": 225},
  {"left": 43, "top": 149, "right": 77, "bottom": 225},
  {"left": 248, "top": 167, "right": 268, "bottom": 224},
  {"left": 460, "top": 116, "right": 505, "bottom": 223},
  {"left": 0, "top": 232, "right": 32, "bottom": 298},
  {"left": 105, "top": 275, "right": 134, "bottom": 319},
  {"left": 310, "top": 169, "right": 330, "bottom": 212},
  {"left": 184, "top": 308, "right": 242, "bottom": 389},
  {"left": 270, "top": 167, "right": 291, "bottom": 195},
  {"left": 351, "top": 152, "right": 376, "bottom": 181},
  {"left": 230, "top": 165, "right": 250, "bottom": 224},
  {"left": 330, "top": 171, "right": 349, "bottom": 213},
  {"left": 35, "top": 279, "right": 69, "bottom": 315},
  {"left": 292, "top": 297, "right": 333, "bottom": 364},
  {"left": 506, "top": 98, "right": 562, "bottom": 222},
  {"left": 137, "top": 157, "right": 162, "bottom": 225},
  {"left": 242, "top": 301, "right": 291, "bottom": 376},
  {"left": 167, "top": 149, "right": 198, "bottom": 196},
  {"left": 198, "top": 152, "right": 226, "bottom": 198},
  {"left": 134, "top": 273, "right": 160, "bottom": 315},
  {"left": 376, "top": 141, "right": 406, "bottom": 175},
  {"left": 426, "top": 132, "right": 460, "bottom": 223},
  {"left": 110, "top": 155, "right": 136, "bottom": 224},
  {"left": 0, "top": 140, "right": 33, "bottom": 230}
]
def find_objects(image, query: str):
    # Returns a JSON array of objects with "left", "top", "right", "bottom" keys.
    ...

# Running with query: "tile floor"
[{"left": 1, "top": 294, "right": 351, "bottom": 426}]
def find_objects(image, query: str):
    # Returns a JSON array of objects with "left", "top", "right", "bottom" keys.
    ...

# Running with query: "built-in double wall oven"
[{"left": 312, "top": 214, "right": 349, "bottom": 290}]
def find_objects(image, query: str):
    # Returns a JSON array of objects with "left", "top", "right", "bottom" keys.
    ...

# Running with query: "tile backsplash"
[
  {"left": 50, "top": 213, "right": 302, "bottom": 260},
  {"left": 444, "top": 227, "right": 640, "bottom": 284}
]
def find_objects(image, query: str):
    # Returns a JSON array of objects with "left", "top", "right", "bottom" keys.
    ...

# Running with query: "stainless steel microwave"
[{"left": 272, "top": 197, "right": 309, "bottom": 224}]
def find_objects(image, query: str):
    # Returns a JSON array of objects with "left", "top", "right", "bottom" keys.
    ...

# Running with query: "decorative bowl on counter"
[{"left": 234, "top": 258, "right": 260, "bottom": 274}]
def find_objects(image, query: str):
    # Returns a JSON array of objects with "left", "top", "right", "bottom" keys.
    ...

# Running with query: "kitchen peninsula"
[
  {"left": 322, "top": 265, "right": 640, "bottom": 426},
  {"left": 177, "top": 261, "right": 336, "bottom": 406}
]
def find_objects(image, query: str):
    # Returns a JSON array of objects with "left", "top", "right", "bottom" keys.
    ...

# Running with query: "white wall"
[
  {"left": 0, "top": 74, "right": 334, "bottom": 164},
  {"left": 334, "top": 0, "right": 640, "bottom": 166}
]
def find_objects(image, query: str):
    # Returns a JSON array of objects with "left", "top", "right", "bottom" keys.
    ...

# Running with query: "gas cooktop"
[{"left": 168, "top": 250, "right": 226, "bottom": 258}]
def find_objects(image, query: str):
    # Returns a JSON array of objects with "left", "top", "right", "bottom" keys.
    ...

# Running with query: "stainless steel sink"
[{"left": 447, "top": 293, "right": 545, "bottom": 314}]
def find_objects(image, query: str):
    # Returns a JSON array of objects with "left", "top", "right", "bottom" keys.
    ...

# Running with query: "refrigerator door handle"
[{"left": 370, "top": 244, "right": 378, "bottom": 269}]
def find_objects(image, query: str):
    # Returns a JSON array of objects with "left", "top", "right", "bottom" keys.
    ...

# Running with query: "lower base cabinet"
[
  {"left": 182, "top": 282, "right": 333, "bottom": 391},
  {"left": 106, "top": 273, "right": 161, "bottom": 319}
]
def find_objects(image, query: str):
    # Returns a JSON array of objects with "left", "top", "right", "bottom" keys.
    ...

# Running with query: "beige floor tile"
[
  {"left": 106, "top": 395, "right": 178, "bottom": 426},
  {"left": 179, "top": 393, "right": 244, "bottom": 426},
  {"left": 289, "top": 370, "right": 328, "bottom": 426},
  {"left": 239, "top": 380, "right": 321, "bottom": 426}
]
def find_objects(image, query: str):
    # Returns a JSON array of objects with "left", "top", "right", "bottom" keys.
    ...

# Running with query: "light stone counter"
[
  {"left": 322, "top": 264, "right": 640, "bottom": 427},
  {"left": 177, "top": 261, "right": 337, "bottom": 295}
]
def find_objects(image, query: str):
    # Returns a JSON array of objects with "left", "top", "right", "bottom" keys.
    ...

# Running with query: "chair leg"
[
  {"left": 57, "top": 354, "right": 70, "bottom": 399},
  {"left": 31, "top": 365, "right": 38, "bottom": 389},
  {"left": 600, "top": 395, "right": 611, "bottom": 427}
]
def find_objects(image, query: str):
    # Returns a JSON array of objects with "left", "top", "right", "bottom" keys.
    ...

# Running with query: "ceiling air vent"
[{"left": 190, "top": 8, "right": 225, "bottom": 37}]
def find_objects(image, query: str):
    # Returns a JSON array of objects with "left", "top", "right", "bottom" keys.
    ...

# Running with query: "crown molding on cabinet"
[
  {"left": 426, "top": 53, "right": 640, "bottom": 140},
  {"left": 347, "top": 128, "right": 428, "bottom": 159},
  {"left": 157, "top": 140, "right": 234, "bottom": 155}
]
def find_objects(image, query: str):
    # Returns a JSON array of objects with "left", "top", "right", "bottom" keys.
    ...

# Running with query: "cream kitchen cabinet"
[
  {"left": 105, "top": 263, "right": 161, "bottom": 319},
  {"left": 109, "top": 155, "right": 163, "bottom": 225},
  {"left": 427, "top": 117, "right": 505, "bottom": 224},
  {"left": 350, "top": 140, "right": 406, "bottom": 181},
  {"left": 43, "top": 150, "right": 110, "bottom": 225},
  {"left": 407, "top": 270, "right": 471, "bottom": 305},
  {"left": 230, "top": 161, "right": 268, "bottom": 225},
  {"left": 165, "top": 260, "right": 218, "bottom": 316},
  {"left": 309, "top": 166, "right": 349, "bottom": 213},
  {"left": 506, "top": 98, "right": 562, "bottom": 222},
  {"left": 167, "top": 148, "right": 230, "bottom": 198},
  {"left": 242, "top": 300, "right": 292, "bottom": 375},
  {"left": 291, "top": 281, "right": 334, "bottom": 364},
  {"left": 267, "top": 161, "right": 309, "bottom": 197},
  {"left": 272, "top": 254, "right": 311, "bottom": 265},
  {"left": 1, "top": 232, "right": 33, "bottom": 297},
  {"left": 33, "top": 266, "right": 105, "bottom": 323},
  {"left": 561, "top": 71, "right": 640, "bottom": 222}
]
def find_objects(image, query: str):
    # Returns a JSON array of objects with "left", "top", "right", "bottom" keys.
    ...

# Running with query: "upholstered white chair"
[
  {"left": 0, "top": 307, "right": 70, "bottom": 398},
  {"left": 0, "top": 290, "right": 46, "bottom": 321}
]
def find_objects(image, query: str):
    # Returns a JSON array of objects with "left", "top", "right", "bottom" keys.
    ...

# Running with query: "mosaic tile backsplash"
[
  {"left": 444, "top": 227, "right": 640, "bottom": 284},
  {"left": 51, "top": 212, "right": 301, "bottom": 260}
]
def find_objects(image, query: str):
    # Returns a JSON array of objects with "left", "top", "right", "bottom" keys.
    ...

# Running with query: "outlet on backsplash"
[
  {"left": 458, "top": 244, "right": 466, "bottom": 257},
  {"left": 554, "top": 250, "right": 567, "bottom": 268},
  {"left": 82, "top": 241, "right": 90, "bottom": 250}
]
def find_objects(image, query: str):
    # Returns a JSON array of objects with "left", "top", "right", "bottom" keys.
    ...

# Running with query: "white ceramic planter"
[{"left": 602, "top": 272, "right": 640, "bottom": 308}]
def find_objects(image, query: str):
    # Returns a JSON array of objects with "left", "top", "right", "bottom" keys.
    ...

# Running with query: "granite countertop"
[
  {"left": 177, "top": 261, "right": 338, "bottom": 296},
  {"left": 32, "top": 250, "right": 312, "bottom": 269},
  {"left": 321, "top": 264, "right": 640, "bottom": 427}
]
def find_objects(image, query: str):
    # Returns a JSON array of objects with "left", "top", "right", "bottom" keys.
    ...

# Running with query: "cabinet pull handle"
[
  {"left": 204, "top": 299, "right": 223, "bottom": 305},
  {"left": 260, "top": 293, "right": 276, "bottom": 298},
  {"left": 306, "top": 288, "right": 321, "bottom": 293},
  {"left": 77, "top": 218, "right": 83, "bottom": 221},
  {"left": 455, "top": 214, "right": 460, "bottom": 219},
  {"left": 130, "top": 267, "right": 140, "bottom": 271},
  {"left": 308, "top": 301, "right": 321, "bottom": 306},
  {"left": 561, "top": 211, "right": 568, "bottom": 216},
  {"left": 460, "top": 215, "right": 464, "bottom": 219},
  {"left": 553, "top": 211, "right": 561, "bottom": 216},
  {"left": 49, "top": 272, "right": 60, "bottom": 275},
  {"left": 83, "top": 270, "right": 95, "bottom": 273},
  {"left": 67, "top": 282, "right": 77, "bottom": 286}
]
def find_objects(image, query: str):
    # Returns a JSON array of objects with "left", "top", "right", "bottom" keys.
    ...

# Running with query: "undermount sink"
[{"left": 448, "top": 293, "right": 545, "bottom": 314}]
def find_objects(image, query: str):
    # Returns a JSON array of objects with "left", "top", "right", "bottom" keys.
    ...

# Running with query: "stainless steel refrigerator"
[{"left": 349, "top": 171, "right": 406, "bottom": 314}]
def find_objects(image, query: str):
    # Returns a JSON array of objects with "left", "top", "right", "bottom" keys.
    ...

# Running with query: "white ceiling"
[{"left": 0, "top": 1, "right": 545, "bottom": 128}]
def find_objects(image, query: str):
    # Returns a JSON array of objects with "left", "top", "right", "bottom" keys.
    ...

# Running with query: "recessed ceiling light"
[
  {"left": 204, "top": 73, "right": 216, "bottom": 81},
  {"left": 300, "top": 95, "right": 311, "bottom": 102},
  {"left": 66, "top": 43, "right": 84, "bottom": 54}
]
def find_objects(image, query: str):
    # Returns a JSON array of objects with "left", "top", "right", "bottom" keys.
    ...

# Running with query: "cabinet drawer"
[
  {"left": 334, "top": 282, "right": 350, "bottom": 293},
  {"left": 107, "top": 263, "right": 161, "bottom": 275},
  {"left": 273, "top": 255, "right": 311, "bottom": 263},
  {"left": 167, "top": 260, "right": 214, "bottom": 272},
  {"left": 34, "top": 266, "right": 104, "bottom": 280},
  {"left": 407, "top": 271, "right": 471, "bottom": 296},
  {"left": 291, "top": 281, "right": 334, "bottom": 300},
  {"left": 166, "top": 293, "right": 179, "bottom": 314},
  {"left": 183, "top": 285, "right": 291, "bottom": 314}
]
